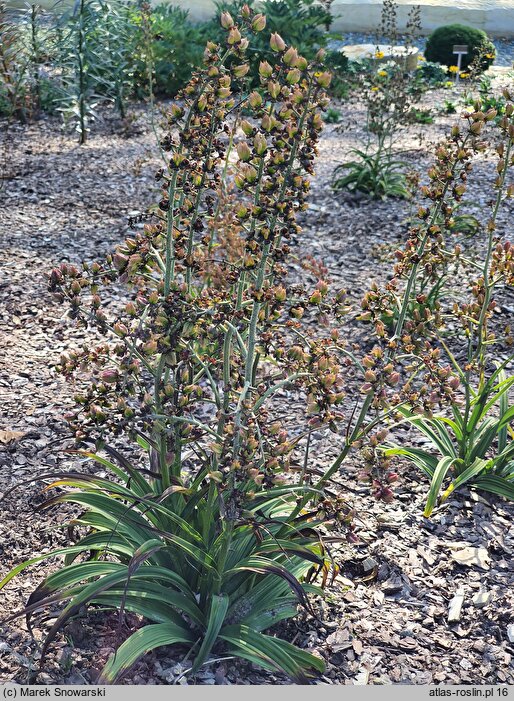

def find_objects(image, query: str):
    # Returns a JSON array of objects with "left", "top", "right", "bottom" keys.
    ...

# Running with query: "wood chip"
[
  {"left": 451, "top": 546, "right": 490, "bottom": 570},
  {"left": 448, "top": 590, "right": 465, "bottom": 623},
  {"left": 472, "top": 589, "right": 492, "bottom": 608},
  {"left": 0, "top": 429, "right": 25, "bottom": 444}
]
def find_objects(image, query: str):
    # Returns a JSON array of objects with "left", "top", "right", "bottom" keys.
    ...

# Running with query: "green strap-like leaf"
[
  {"left": 383, "top": 446, "right": 438, "bottom": 476},
  {"left": 424, "top": 455, "right": 459, "bottom": 517},
  {"left": 98, "top": 623, "right": 194, "bottom": 684},
  {"left": 440, "top": 458, "right": 490, "bottom": 503},
  {"left": 225, "top": 556, "right": 313, "bottom": 614},
  {"left": 473, "top": 475, "right": 514, "bottom": 501},
  {"left": 192, "top": 593, "right": 229, "bottom": 672},
  {"left": 498, "top": 366, "right": 509, "bottom": 453},
  {"left": 220, "top": 624, "right": 324, "bottom": 682}
]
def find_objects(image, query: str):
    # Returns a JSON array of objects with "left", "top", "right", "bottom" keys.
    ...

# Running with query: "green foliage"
[
  {"left": 0, "top": 5, "right": 28, "bottom": 120},
  {"left": 0, "top": 3, "right": 54, "bottom": 120},
  {"left": 407, "top": 107, "right": 434, "bottom": 124},
  {"left": 448, "top": 210, "right": 480, "bottom": 236},
  {"left": 324, "top": 49, "right": 350, "bottom": 98},
  {"left": 411, "top": 60, "right": 449, "bottom": 90},
  {"left": 53, "top": 0, "right": 148, "bottom": 138},
  {"left": 323, "top": 106, "right": 341, "bottom": 123},
  {"left": 443, "top": 98, "right": 457, "bottom": 114},
  {"left": 54, "top": 0, "right": 108, "bottom": 142},
  {"left": 385, "top": 366, "right": 514, "bottom": 516},
  {"left": 144, "top": 4, "right": 205, "bottom": 98},
  {"left": 96, "top": 0, "right": 138, "bottom": 118},
  {"left": 467, "top": 75, "right": 508, "bottom": 122},
  {"left": 204, "top": 0, "right": 334, "bottom": 86},
  {"left": 333, "top": 147, "right": 410, "bottom": 199},
  {"left": 2, "top": 455, "right": 326, "bottom": 682},
  {"left": 331, "top": 1, "right": 425, "bottom": 202},
  {"left": 424, "top": 24, "right": 495, "bottom": 73}
]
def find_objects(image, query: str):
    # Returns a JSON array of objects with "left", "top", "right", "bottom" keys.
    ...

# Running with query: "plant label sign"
[{"left": 453, "top": 44, "right": 468, "bottom": 83}]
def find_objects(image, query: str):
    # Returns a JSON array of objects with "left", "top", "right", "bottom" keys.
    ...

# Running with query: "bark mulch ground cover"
[{"left": 1, "top": 94, "right": 514, "bottom": 685}]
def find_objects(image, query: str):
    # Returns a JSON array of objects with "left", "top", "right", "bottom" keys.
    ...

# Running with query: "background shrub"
[
  {"left": 203, "top": 0, "right": 334, "bottom": 86},
  {"left": 325, "top": 49, "right": 351, "bottom": 98},
  {"left": 415, "top": 60, "right": 448, "bottom": 86},
  {"left": 145, "top": 4, "right": 204, "bottom": 97},
  {"left": 424, "top": 23, "right": 495, "bottom": 73}
]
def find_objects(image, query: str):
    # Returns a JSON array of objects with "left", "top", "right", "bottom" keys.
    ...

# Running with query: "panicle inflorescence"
[{"left": 47, "top": 6, "right": 344, "bottom": 504}]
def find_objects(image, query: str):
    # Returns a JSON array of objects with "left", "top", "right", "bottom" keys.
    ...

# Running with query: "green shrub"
[
  {"left": 323, "top": 106, "right": 342, "bottom": 123},
  {"left": 424, "top": 24, "right": 495, "bottom": 73},
  {"left": 386, "top": 367, "right": 514, "bottom": 517},
  {"left": 146, "top": 4, "right": 205, "bottom": 97},
  {"left": 413, "top": 59, "right": 448, "bottom": 88},
  {"left": 325, "top": 48, "right": 350, "bottom": 98},
  {"left": 406, "top": 107, "right": 434, "bottom": 124},
  {"left": 203, "top": 0, "right": 334, "bottom": 87}
]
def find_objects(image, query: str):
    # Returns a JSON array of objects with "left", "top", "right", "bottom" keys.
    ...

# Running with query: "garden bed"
[{"left": 1, "top": 92, "right": 514, "bottom": 685}]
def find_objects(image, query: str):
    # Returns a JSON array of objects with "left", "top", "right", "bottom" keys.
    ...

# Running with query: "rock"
[
  {"left": 341, "top": 43, "right": 420, "bottom": 71},
  {"left": 507, "top": 624, "right": 514, "bottom": 643},
  {"left": 416, "top": 546, "right": 435, "bottom": 566},
  {"left": 472, "top": 589, "right": 493, "bottom": 608},
  {"left": 451, "top": 546, "right": 490, "bottom": 570},
  {"left": 373, "top": 591, "right": 385, "bottom": 607},
  {"left": 398, "top": 637, "right": 418, "bottom": 652},
  {"left": 448, "top": 590, "right": 465, "bottom": 623},
  {"left": 352, "top": 639, "right": 363, "bottom": 655}
]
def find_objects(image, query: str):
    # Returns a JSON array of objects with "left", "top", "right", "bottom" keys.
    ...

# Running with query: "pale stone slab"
[{"left": 341, "top": 43, "right": 420, "bottom": 70}]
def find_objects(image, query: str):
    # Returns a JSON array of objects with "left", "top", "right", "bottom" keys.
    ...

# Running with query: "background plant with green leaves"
[
  {"left": 386, "top": 365, "right": 514, "bottom": 516},
  {"left": 424, "top": 23, "right": 496, "bottom": 74},
  {"left": 53, "top": 0, "right": 110, "bottom": 142},
  {"left": 0, "top": 2, "right": 55, "bottom": 121},
  {"left": 332, "top": 1, "right": 423, "bottom": 200},
  {"left": 205, "top": 0, "right": 336, "bottom": 88}
]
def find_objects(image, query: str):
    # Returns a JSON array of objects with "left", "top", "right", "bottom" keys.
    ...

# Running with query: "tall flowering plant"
[
  {"left": 1, "top": 7, "right": 349, "bottom": 683},
  {"left": 363, "top": 95, "right": 514, "bottom": 514}
]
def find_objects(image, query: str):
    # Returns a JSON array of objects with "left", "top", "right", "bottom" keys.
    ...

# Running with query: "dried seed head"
[
  {"left": 283, "top": 47, "right": 299, "bottom": 67},
  {"left": 233, "top": 63, "right": 250, "bottom": 78},
  {"left": 259, "top": 60, "right": 273, "bottom": 78},
  {"left": 251, "top": 13, "right": 266, "bottom": 31},
  {"left": 270, "top": 32, "right": 286, "bottom": 52},
  {"left": 227, "top": 26, "right": 241, "bottom": 44},
  {"left": 220, "top": 11, "right": 234, "bottom": 29},
  {"left": 236, "top": 142, "right": 252, "bottom": 162}
]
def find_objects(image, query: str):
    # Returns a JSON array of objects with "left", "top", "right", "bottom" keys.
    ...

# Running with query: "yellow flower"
[
  {"left": 485, "top": 53, "right": 495, "bottom": 59},
  {"left": 448, "top": 65, "right": 459, "bottom": 73},
  {"left": 375, "top": 51, "right": 384, "bottom": 59},
  {"left": 445, "top": 80, "right": 454, "bottom": 88},
  {"left": 377, "top": 70, "right": 387, "bottom": 77},
  {"left": 371, "top": 86, "right": 380, "bottom": 91},
  {"left": 417, "top": 54, "right": 426, "bottom": 61},
  {"left": 459, "top": 72, "right": 469, "bottom": 79}
]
